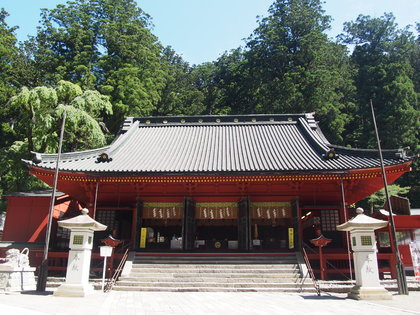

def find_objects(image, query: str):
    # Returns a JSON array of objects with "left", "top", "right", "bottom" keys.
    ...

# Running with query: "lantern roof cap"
[
  {"left": 58, "top": 208, "right": 107, "bottom": 231},
  {"left": 101, "top": 235, "right": 123, "bottom": 247},
  {"left": 337, "top": 207, "right": 388, "bottom": 231},
  {"left": 310, "top": 234, "right": 332, "bottom": 247}
]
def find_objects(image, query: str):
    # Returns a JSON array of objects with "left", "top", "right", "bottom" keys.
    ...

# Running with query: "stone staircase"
[{"left": 112, "top": 253, "right": 317, "bottom": 292}]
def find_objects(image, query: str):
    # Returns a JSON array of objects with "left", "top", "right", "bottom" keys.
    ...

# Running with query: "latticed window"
[
  {"left": 96, "top": 210, "right": 118, "bottom": 230},
  {"left": 321, "top": 209, "right": 340, "bottom": 231}
]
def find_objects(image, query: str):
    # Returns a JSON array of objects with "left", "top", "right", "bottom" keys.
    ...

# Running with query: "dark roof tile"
[{"left": 24, "top": 114, "right": 412, "bottom": 175}]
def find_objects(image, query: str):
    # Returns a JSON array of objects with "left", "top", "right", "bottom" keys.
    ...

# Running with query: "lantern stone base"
[
  {"left": 348, "top": 285, "right": 392, "bottom": 300},
  {"left": 0, "top": 266, "right": 36, "bottom": 292},
  {"left": 53, "top": 283, "right": 95, "bottom": 297}
]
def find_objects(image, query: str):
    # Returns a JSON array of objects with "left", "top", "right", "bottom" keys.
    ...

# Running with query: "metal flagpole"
[
  {"left": 36, "top": 106, "right": 67, "bottom": 292},
  {"left": 370, "top": 99, "right": 408, "bottom": 295},
  {"left": 340, "top": 179, "right": 353, "bottom": 281},
  {"left": 93, "top": 179, "right": 99, "bottom": 219}
]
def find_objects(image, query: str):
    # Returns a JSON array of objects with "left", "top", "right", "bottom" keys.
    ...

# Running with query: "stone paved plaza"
[{"left": 1, "top": 291, "right": 420, "bottom": 315}]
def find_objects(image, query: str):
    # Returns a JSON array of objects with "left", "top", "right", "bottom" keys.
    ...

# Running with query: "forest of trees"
[{"left": 0, "top": 0, "right": 418, "bottom": 208}]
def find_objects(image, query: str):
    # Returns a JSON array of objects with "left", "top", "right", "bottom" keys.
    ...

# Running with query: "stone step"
[
  {"left": 132, "top": 261, "right": 297, "bottom": 265},
  {"left": 115, "top": 281, "right": 311, "bottom": 288},
  {"left": 112, "top": 286, "right": 317, "bottom": 293},
  {"left": 134, "top": 254, "right": 295, "bottom": 258},
  {"left": 133, "top": 258, "right": 297, "bottom": 264},
  {"left": 131, "top": 263, "right": 298, "bottom": 269},
  {"left": 126, "top": 272, "right": 299, "bottom": 279},
  {"left": 113, "top": 253, "right": 307, "bottom": 292},
  {"left": 128, "top": 268, "right": 299, "bottom": 274},
  {"left": 118, "top": 277, "right": 300, "bottom": 284},
  {"left": 133, "top": 255, "right": 296, "bottom": 261}
]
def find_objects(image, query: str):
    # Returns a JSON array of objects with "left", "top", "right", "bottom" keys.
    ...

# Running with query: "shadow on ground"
[
  {"left": 301, "top": 293, "right": 346, "bottom": 300},
  {"left": 20, "top": 290, "right": 54, "bottom": 296}
]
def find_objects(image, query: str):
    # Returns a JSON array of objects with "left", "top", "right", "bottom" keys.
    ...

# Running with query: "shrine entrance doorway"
[
  {"left": 194, "top": 202, "right": 239, "bottom": 251},
  {"left": 250, "top": 202, "right": 294, "bottom": 251},
  {"left": 136, "top": 199, "right": 296, "bottom": 252},
  {"left": 139, "top": 202, "right": 184, "bottom": 251}
]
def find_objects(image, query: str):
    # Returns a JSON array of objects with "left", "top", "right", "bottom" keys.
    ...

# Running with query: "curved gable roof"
[{"left": 24, "top": 114, "right": 412, "bottom": 175}]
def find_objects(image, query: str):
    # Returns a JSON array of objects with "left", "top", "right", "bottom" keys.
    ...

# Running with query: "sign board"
[
  {"left": 409, "top": 241, "right": 420, "bottom": 280},
  {"left": 140, "top": 228, "right": 147, "bottom": 248},
  {"left": 288, "top": 228, "right": 294, "bottom": 249}
]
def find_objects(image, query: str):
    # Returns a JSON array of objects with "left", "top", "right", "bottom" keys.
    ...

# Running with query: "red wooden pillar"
[
  {"left": 294, "top": 198, "right": 303, "bottom": 251},
  {"left": 107, "top": 254, "right": 113, "bottom": 278},
  {"left": 319, "top": 246, "right": 325, "bottom": 280},
  {"left": 131, "top": 205, "right": 137, "bottom": 249}
]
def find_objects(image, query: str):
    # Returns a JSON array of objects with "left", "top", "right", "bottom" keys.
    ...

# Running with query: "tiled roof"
[
  {"left": 2, "top": 190, "right": 65, "bottom": 197},
  {"left": 24, "top": 114, "right": 411, "bottom": 175}
]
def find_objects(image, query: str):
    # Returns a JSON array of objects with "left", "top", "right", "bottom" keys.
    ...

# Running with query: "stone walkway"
[{"left": 1, "top": 291, "right": 420, "bottom": 315}]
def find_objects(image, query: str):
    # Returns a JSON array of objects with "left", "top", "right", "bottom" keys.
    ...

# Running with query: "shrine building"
[{"left": 22, "top": 114, "right": 413, "bottom": 254}]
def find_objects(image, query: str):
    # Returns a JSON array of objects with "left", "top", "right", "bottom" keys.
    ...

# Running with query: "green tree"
[
  {"left": 0, "top": 141, "right": 49, "bottom": 196},
  {"left": 31, "top": 0, "right": 167, "bottom": 132},
  {"left": 31, "top": 0, "right": 100, "bottom": 87},
  {"left": 190, "top": 62, "right": 226, "bottom": 115},
  {"left": 0, "top": 9, "right": 19, "bottom": 149},
  {"left": 9, "top": 80, "right": 112, "bottom": 154},
  {"left": 340, "top": 13, "right": 419, "bottom": 207},
  {"left": 215, "top": 0, "right": 355, "bottom": 143},
  {"left": 340, "top": 13, "right": 419, "bottom": 149},
  {"left": 154, "top": 47, "right": 206, "bottom": 116},
  {"left": 96, "top": 0, "right": 166, "bottom": 129},
  {"left": 0, "top": 81, "right": 112, "bottom": 195},
  {"left": 0, "top": 8, "right": 18, "bottom": 105},
  {"left": 411, "top": 23, "right": 420, "bottom": 95}
]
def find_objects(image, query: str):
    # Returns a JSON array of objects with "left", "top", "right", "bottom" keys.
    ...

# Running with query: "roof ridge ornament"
[
  {"left": 304, "top": 112, "right": 317, "bottom": 129},
  {"left": 395, "top": 148, "right": 407, "bottom": 159},
  {"left": 31, "top": 151, "right": 43, "bottom": 164},
  {"left": 323, "top": 149, "right": 339, "bottom": 160},
  {"left": 96, "top": 152, "right": 112, "bottom": 163},
  {"left": 120, "top": 117, "right": 134, "bottom": 133},
  {"left": 133, "top": 114, "right": 307, "bottom": 125}
]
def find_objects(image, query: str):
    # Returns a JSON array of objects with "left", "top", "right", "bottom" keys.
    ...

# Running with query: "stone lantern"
[
  {"left": 54, "top": 208, "right": 107, "bottom": 297},
  {"left": 337, "top": 207, "right": 392, "bottom": 300}
]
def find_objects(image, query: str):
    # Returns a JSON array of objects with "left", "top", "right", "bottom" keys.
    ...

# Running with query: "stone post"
[
  {"left": 337, "top": 207, "right": 392, "bottom": 300},
  {"left": 53, "top": 208, "right": 106, "bottom": 297}
]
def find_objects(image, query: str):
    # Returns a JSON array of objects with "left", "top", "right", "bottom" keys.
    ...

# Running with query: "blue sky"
[{"left": 1, "top": 0, "right": 419, "bottom": 65}]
